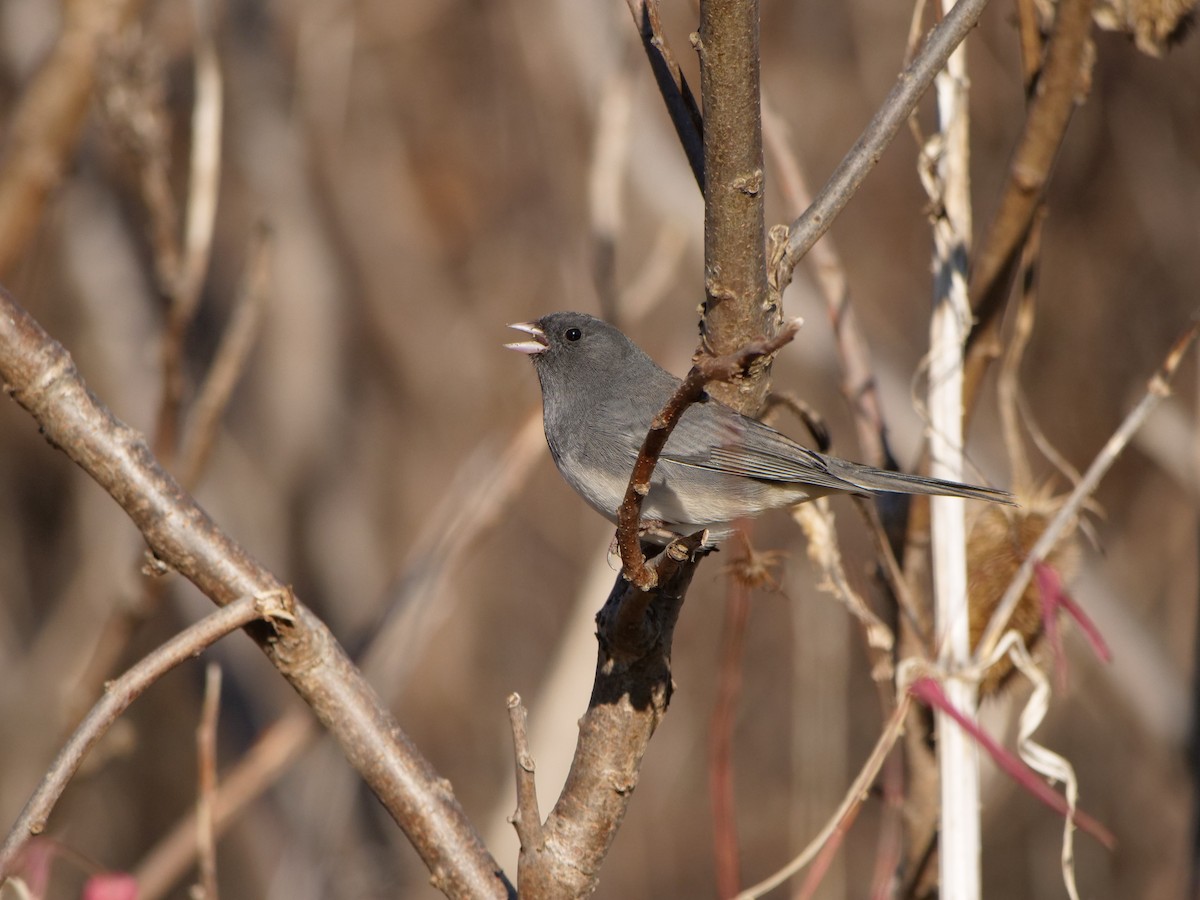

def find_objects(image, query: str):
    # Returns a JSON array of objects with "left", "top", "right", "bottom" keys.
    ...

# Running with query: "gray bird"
[{"left": 507, "top": 311, "right": 1013, "bottom": 544}]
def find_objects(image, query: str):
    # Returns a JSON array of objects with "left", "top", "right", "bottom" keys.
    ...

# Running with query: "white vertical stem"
[{"left": 929, "top": 2, "right": 979, "bottom": 898}]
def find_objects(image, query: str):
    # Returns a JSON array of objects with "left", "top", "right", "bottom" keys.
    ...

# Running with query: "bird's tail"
[{"left": 828, "top": 459, "right": 1016, "bottom": 506}]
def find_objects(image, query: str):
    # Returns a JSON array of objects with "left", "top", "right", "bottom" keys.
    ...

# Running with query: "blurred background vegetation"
[{"left": 0, "top": 0, "right": 1197, "bottom": 897}]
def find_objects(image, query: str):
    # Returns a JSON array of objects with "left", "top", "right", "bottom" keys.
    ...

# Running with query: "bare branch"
[
  {"left": 130, "top": 413, "right": 549, "bottom": 900},
  {"left": 0, "top": 288, "right": 512, "bottom": 900},
  {"left": 763, "top": 99, "right": 892, "bottom": 468},
  {"left": 695, "top": 0, "right": 775, "bottom": 413},
  {"left": 178, "top": 225, "right": 273, "bottom": 489},
  {"left": 506, "top": 695, "right": 544, "bottom": 860},
  {"left": 518, "top": 558, "right": 701, "bottom": 897},
  {"left": 783, "top": 0, "right": 990, "bottom": 275}
]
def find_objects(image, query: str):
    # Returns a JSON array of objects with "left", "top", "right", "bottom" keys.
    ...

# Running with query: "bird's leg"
[{"left": 638, "top": 519, "right": 686, "bottom": 545}]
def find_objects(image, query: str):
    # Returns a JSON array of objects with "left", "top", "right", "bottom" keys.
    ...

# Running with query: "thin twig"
[
  {"left": 736, "top": 695, "right": 913, "bottom": 899},
  {"left": 762, "top": 97, "right": 891, "bottom": 468},
  {"left": 975, "top": 322, "right": 1200, "bottom": 661},
  {"left": 506, "top": 694, "right": 544, "bottom": 857},
  {"left": 134, "top": 711, "right": 315, "bottom": 900},
  {"left": 761, "top": 390, "right": 830, "bottom": 451},
  {"left": 783, "top": 0, "right": 990, "bottom": 275},
  {"left": 0, "top": 594, "right": 281, "bottom": 878},
  {"left": 178, "top": 225, "right": 273, "bottom": 488},
  {"left": 154, "top": 0, "right": 224, "bottom": 462},
  {"left": 623, "top": 0, "right": 705, "bottom": 191},
  {"left": 794, "top": 798, "right": 864, "bottom": 900},
  {"left": 195, "top": 663, "right": 222, "bottom": 900},
  {"left": 616, "top": 320, "right": 802, "bottom": 589}
]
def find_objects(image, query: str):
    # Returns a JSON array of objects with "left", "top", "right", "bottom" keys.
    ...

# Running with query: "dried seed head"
[{"left": 968, "top": 486, "right": 1082, "bottom": 696}]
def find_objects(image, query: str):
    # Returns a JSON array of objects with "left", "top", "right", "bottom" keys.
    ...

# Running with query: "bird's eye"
[{"left": 565, "top": 327, "right": 582, "bottom": 342}]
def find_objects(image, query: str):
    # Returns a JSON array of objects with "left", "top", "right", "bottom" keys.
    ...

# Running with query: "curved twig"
[
  {"left": 0, "top": 594, "right": 280, "bottom": 878},
  {"left": 615, "top": 320, "right": 802, "bottom": 589}
]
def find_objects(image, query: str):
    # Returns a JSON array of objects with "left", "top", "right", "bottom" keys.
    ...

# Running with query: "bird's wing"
[{"left": 660, "top": 401, "right": 868, "bottom": 494}]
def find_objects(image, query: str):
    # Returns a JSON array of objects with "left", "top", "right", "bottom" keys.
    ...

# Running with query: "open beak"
[{"left": 504, "top": 321, "right": 547, "bottom": 355}]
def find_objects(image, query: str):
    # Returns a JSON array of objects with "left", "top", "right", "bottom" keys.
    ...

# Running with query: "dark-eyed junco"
[{"left": 507, "top": 312, "right": 1013, "bottom": 544}]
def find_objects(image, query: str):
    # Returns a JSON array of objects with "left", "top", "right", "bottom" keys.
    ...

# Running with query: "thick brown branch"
[
  {"left": 696, "top": 0, "right": 775, "bottom": 413},
  {"left": 0, "top": 289, "right": 512, "bottom": 900},
  {"left": 518, "top": 559, "right": 701, "bottom": 898}
]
